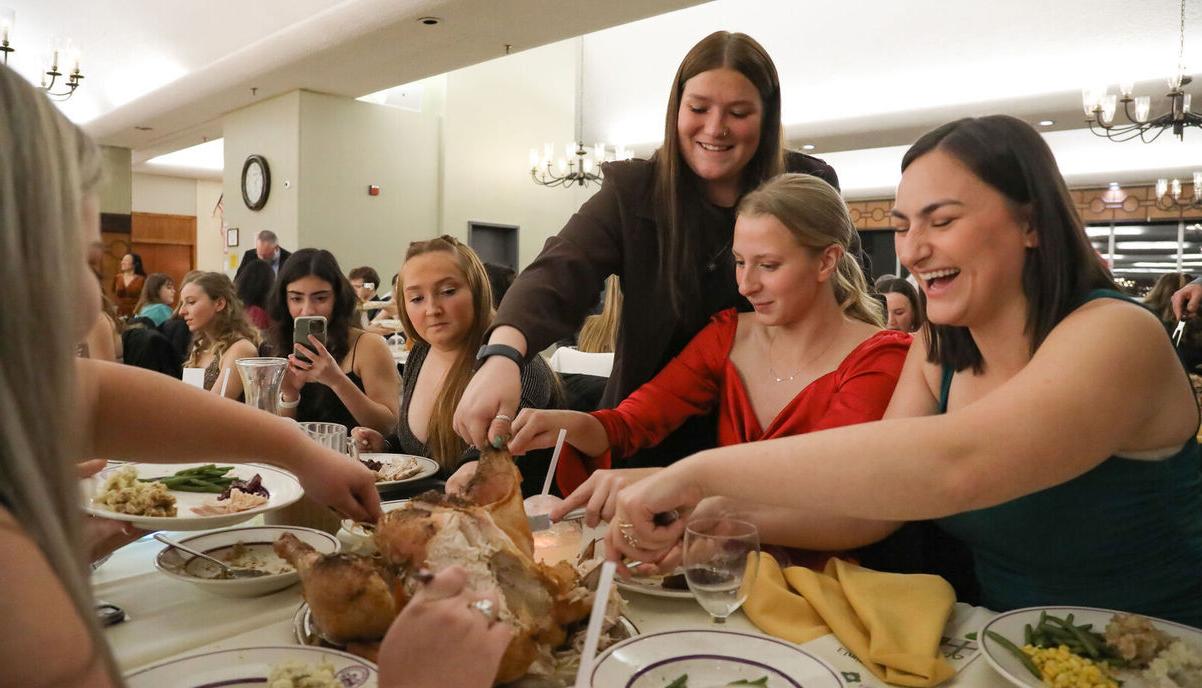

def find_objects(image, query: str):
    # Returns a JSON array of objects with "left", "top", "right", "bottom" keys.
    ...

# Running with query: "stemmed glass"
[{"left": 682, "top": 517, "right": 759, "bottom": 624}]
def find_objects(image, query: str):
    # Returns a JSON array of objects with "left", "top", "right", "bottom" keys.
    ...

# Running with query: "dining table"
[{"left": 94, "top": 501, "right": 1013, "bottom": 688}]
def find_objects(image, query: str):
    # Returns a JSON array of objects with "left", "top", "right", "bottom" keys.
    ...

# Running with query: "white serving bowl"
[{"left": 154, "top": 525, "right": 339, "bottom": 598}]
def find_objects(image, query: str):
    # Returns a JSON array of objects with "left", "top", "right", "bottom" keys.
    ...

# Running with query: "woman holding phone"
[{"left": 270, "top": 248, "right": 399, "bottom": 434}]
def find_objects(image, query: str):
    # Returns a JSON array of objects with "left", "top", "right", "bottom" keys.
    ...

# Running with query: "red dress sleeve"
[
  {"left": 809, "top": 329, "right": 912, "bottom": 431},
  {"left": 554, "top": 309, "right": 736, "bottom": 494}
]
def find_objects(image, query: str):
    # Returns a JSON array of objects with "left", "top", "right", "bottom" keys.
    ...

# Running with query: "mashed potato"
[
  {"left": 267, "top": 660, "right": 342, "bottom": 688},
  {"left": 95, "top": 466, "right": 176, "bottom": 517},
  {"left": 1142, "top": 641, "right": 1202, "bottom": 688}
]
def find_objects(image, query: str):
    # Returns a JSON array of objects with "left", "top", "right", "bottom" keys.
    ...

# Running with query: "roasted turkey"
[{"left": 276, "top": 446, "right": 596, "bottom": 685}]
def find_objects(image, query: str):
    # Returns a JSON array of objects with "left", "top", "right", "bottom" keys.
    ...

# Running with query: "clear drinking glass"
[
  {"left": 234, "top": 357, "right": 288, "bottom": 414},
  {"left": 297, "top": 421, "right": 348, "bottom": 453},
  {"left": 682, "top": 517, "right": 759, "bottom": 623}
]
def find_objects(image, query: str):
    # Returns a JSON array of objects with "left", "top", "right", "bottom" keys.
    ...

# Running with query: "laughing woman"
[{"left": 607, "top": 116, "right": 1202, "bottom": 624}]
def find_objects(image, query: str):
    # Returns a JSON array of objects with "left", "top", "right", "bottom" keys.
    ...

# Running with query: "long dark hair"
[
  {"left": 901, "top": 115, "right": 1115, "bottom": 372},
  {"left": 125, "top": 252, "right": 145, "bottom": 276},
  {"left": 655, "top": 31, "right": 784, "bottom": 320},
  {"left": 268, "top": 249, "right": 358, "bottom": 362},
  {"left": 133, "top": 272, "right": 174, "bottom": 314},
  {"left": 877, "top": 277, "right": 926, "bottom": 332},
  {"left": 235, "top": 257, "right": 274, "bottom": 310}
]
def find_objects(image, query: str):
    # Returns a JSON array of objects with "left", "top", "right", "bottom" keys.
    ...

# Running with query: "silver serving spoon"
[{"left": 153, "top": 533, "right": 268, "bottom": 579}]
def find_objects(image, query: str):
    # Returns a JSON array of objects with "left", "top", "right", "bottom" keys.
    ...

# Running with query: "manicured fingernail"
[{"left": 490, "top": 436, "right": 505, "bottom": 449}]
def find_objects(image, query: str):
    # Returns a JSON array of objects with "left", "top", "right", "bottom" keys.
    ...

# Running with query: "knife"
[{"left": 527, "top": 507, "right": 586, "bottom": 533}]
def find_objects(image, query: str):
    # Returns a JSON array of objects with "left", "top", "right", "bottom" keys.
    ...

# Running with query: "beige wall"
[
  {"left": 195, "top": 180, "right": 226, "bottom": 273},
  {"left": 222, "top": 91, "right": 301, "bottom": 260},
  {"left": 441, "top": 39, "right": 596, "bottom": 270},
  {"left": 99, "top": 145, "right": 132, "bottom": 215},
  {"left": 297, "top": 90, "right": 443, "bottom": 281},
  {"left": 132, "top": 173, "right": 196, "bottom": 215}
]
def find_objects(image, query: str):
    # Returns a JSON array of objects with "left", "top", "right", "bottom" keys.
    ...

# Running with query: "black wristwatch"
[{"left": 475, "top": 343, "right": 525, "bottom": 371}]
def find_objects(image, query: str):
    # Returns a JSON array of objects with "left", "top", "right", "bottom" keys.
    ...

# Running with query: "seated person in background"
[
  {"left": 608, "top": 116, "right": 1202, "bottom": 625},
  {"left": 552, "top": 274, "right": 623, "bottom": 412},
  {"left": 161, "top": 270, "right": 201, "bottom": 365},
  {"left": 1145, "top": 272, "right": 1202, "bottom": 371},
  {"left": 235, "top": 257, "right": 274, "bottom": 333},
  {"left": 81, "top": 289, "right": 123, "bottom": 362},
  {"left": 353, "top": 236, "right": 562, "bottom": 494},
  {"left": 179, "top": 272, "right": 260, "bottom": 399},
  {"left": 132, "top": 272, "right": 176, "bottom": 326},
  {"left": 349, "top": 265, "right": 388, "bottom": 324},
  {"left": 483, "top": 262, "right": 516, "bottom": 308},
  {"left": 272, "top": 249, "right": 399, "bottom": 434},
  {"left": 877, "top": 276, "right": 926, "bottom": 333},
  {"left": 501, "top": 175, "right": 911, "bottom": 552},
  {"left": 576, "top": 274, "right": 623, "bottom": 354}
]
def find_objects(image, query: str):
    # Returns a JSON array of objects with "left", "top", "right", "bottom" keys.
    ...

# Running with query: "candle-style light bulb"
[{"left": 1158, "top": 178, "right": 1170, "bottom": 199}]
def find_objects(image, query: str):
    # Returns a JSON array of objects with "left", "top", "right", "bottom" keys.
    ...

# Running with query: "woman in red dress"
[{"left": 475, "top": 175, "right": 911, "bottom": 556}]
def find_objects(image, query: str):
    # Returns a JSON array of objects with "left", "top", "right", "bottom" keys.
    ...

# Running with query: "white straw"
[
  {"left": 217, "top": 367, "right": 231, "bottom": 398},
  {"left": 540, "top": 428, "right": 567, "bottom": 497},
  {"left": 574, "top": 560, "right": 616, "bottom": 688}
]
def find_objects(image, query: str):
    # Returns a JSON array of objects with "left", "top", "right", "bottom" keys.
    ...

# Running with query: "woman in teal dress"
[
  {"left": 606, "top": 115, "right": 1202, "bottom": 625},
  {"left": 133, "top": 272, "right": 176, "bottom": 326}
]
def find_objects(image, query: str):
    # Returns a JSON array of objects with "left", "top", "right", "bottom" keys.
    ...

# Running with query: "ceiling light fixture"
[
  {"left": 1038, "top": 120, "right": 1055, "bottom": 127},
  {"left": 1155, "top": 171, "right": 1202, "bottom": 210},
  {"left": 802, "top": 143, "right": 816, "bottom": 151},
  {"left": 0, "top": 8, "right": 85, "bottom": 101},
  {"left": 529, "top": 38, "right": 631, "bottom": 188},
  {"left": 1081, "top": 0, "right": 1198, "bottom": 142}
]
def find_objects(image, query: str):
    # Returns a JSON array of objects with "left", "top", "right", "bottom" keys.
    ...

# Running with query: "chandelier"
[
  {"left": 1081, "top": 0, "right": 1198, "bottom": 142},
  {"left": 1155, "top": 172, "right": 1202, "bottom": 211},
  {"left": 529, "top": 37, "right": 631, "bottom": 188},
  {"left": 0, "top": 8, "right": 86, "bottom": 101}
]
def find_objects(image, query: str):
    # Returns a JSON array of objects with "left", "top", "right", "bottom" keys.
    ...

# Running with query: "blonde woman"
[
  {"left": 576, "top": 275, "right": 623, "bottom": 354},
  {"left": 505, "top": 175, "right": 911, "bottom": 536},
  {"left": 179, "top": 272, "right": 259, "bottom": 399},
  {"left": 0, "top": 64, "right": 386, "bottom": 688},
  {"left": 354, "top": 236, "right": 561, "bottom": 489}
]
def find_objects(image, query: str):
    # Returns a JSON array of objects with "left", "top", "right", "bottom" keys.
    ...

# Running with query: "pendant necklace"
[{"left": 766, "top": 322, "right": 842, "bottom": 384}]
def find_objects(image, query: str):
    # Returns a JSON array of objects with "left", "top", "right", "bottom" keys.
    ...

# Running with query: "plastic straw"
[
  {"left": 217, "top": 367, "right": 231, "bottom": 398},
  {"left": 574, "top": 560, "right": 616, "bottom": 688},
  {"left": 540, "top": 428, "right": 567, "bottom": 497}
]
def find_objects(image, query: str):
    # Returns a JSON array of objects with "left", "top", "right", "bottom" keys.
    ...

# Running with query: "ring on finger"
[
  {"left": 493, "top": 413, "right": 513, "bottom": 423},
  {"left": 616, "top": 520, "right": 640, "bottom": 548},
  {"left": 470, "top": 598, "right": 497, "bottom": 622}
]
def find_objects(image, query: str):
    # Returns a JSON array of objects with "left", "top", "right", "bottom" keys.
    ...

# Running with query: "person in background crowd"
[
  {"left": 81, "top": 290, "right": 123, "bottom": 362},
  {"left": 607, "top": 116, "right": 1202, "bottom": 625},
  {"left": 483, "top": 262, "right": 516, "bottom": 309},
  {"left": 877, "top": 276, "right": 925, "bottom": 333},
  {"left": 0, "top": 63, "right": 391, "bottom": 688},
  {"left": 235, "top": 257, "right": 274, "bottom": 332},
  {"left": 235, "top": 229, "right": 292, "bottom": 279},
  {"left": 179, "top": 272, "right": 259, "bottom": 399},
  {"left": 507, "top": 175, "right": 909, "bottom": 569},
  {"left": 132, "top": 272, "right": 176, "bottom": 327},
  {"left": 455, "top": 31, "right": 840, "bottom": 472},
  {"left": 270, "top": 249, "right": 399, "bottom": 434},
  {"left": 576, "top": 275, "right": 624, "bottom": 354},
  {"left": 354, "top": 236, "right": 562, "bottom": 494},
  {"left": 112, "top": 252, "right": 145, "bottom": 318},
  {"left": 873, "top": 272, "right": 897, "bottom": 290},
  {"left": 1146, "top": 272, "right": 1202, "bottom": 371},
  {"left": 349, "top": 265, "right": 388, "bottom": 325}
]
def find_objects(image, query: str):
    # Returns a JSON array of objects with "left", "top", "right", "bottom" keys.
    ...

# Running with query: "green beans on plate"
[{"left": 140, "top": 465, "right": 237, "bottom": 493}]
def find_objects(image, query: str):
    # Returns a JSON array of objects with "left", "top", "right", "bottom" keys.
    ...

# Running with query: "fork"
[{"left": 1173, "top": 319, "right": 1187, "bottom": 347}]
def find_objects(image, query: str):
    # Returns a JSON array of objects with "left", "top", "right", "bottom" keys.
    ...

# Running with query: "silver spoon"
[{"left": 153, "top": 533, "right": 268, "bottom": 579}]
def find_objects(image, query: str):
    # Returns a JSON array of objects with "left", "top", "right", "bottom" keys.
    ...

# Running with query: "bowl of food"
[{"left": 155, "top": 525, "right": 339, "bottom": 597}]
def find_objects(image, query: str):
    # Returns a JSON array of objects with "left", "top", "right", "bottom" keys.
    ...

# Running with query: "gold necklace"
[{"left": 766, "top": 322, "right": 842, "bottom": 384}]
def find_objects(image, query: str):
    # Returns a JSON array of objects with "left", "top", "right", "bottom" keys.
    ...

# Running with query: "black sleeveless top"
[{"left": 297, "top": 334, "right": 367, "bottom": 430}]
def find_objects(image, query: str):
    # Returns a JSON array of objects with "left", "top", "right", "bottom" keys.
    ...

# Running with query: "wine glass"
[{"left": 682, "top": 517, "right": 759, "bottom": 624}]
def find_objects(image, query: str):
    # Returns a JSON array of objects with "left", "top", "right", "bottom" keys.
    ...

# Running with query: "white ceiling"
[{"left": 8, "top": 0, "right": 1202, "bottom": 196}]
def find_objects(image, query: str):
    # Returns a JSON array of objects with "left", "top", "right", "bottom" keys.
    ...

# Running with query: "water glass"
[
  {"left": 234, "top": 357, "right": 288, "bottom": 414},
  {"left": 682, "top": 517, "right": 759, "bottom": 623},
  {"left": 298, "top": 422, "right": 347, "bottom": 453}
]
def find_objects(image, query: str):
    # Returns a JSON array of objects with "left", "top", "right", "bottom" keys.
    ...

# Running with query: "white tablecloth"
[{"left": 96, "top": 530, "right": 1010, "bottom": 688}]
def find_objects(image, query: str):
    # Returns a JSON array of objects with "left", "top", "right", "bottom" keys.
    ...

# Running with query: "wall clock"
[{"left": 241, "top": 154, "right": 270, "bottom": 211}]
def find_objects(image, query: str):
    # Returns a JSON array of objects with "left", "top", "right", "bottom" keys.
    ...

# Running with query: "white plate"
[
  {"left": 374, "top": 318, "right": 403, "bottom": 330},
  {"left": 615, "top": 572, "right": 694, "bottom": 600},
  {"left": 83, "top": 462, "right": 303, "bottom": 531},
  {"left": 979, "top": 606, "right": 1202, "bottom": 688},
  {"left": 155, "top": 525, "right": 339, "bottom": 598},
  {"left": 338, "top": 498, "right": 410, "bottom": 551},
  {"left": 126, "top": 645, "right": 376, "bottom": 687},
  {"left": 591, "top": 628, "right": 843, "bottom": 688},
  {"left": 359, "top": 453, "right": 438, "bottom": 487}
]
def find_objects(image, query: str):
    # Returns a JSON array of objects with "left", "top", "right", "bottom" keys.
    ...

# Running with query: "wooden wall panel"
[{"left": 130, "top": 212, "right": 196, "bottom": 289}]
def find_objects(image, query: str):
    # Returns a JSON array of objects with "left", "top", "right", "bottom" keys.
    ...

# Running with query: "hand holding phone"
[{"left": 293, "top": 315, "right": 327, "bottom": 364}]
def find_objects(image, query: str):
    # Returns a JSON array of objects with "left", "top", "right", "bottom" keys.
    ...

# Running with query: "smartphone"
[{"left": 293, "top": 315, "right": 327, "bottom": 363}]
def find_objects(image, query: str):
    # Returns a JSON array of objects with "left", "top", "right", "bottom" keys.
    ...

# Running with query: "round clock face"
[{"left": 241, "top": 155, "right": 270, "bottom": 211}]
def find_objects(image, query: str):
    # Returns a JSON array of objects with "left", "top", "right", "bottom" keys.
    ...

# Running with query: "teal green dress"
[
  {"left": 137, "top": 303, "right": 173, "bottom": 327},
  {"left": 934, "top": 290, "right": 1202, "bottom": 625}
]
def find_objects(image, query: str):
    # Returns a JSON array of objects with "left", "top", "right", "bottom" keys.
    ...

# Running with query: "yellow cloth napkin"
[{"left": 744, "top": 553, "right": 957, "bottom": 687}]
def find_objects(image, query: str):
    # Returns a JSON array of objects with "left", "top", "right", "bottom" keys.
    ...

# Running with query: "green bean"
[
  {"left": 986, "top": 630, "right": 1042, "bottom": 679},
  {"left": 665, "top": 675, "right": 688, "bottom": 688},
  {"left": 1050, "top": 616, "right": 1103, "bottom": 659},
  {"left": 1024, "top": 623, "right": 1033, "bottom": 646}
]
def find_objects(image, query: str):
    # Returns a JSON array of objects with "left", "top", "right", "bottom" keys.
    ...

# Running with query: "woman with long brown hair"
[
  {"left": 353, "top": 236, "right": 560, "bottom": 488},
  {"left": 456, "top": 31, "right": 840, "bottom": 472},
  {"left": 179, "top": 272, "right": 259, "bottom": 399}
]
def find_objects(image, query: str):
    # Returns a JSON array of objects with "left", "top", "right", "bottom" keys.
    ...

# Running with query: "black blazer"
[{"left": 234, "top": 247, "right": 291, "bottom": 279}]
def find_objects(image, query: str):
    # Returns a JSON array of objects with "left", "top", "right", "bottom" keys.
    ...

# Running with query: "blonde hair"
[
  {"left": 398, "top": 236, "right": 494, "bottom": 470},
  {"left": 184, "top": 272, "right": 260, "bottom": 367},
  {"left": 0, "top": 65, "right": 120, "bottom": 682},
  {"left": 738, "top": 174, "right": 883, "bottom": 326},
  {"left": 577, "top": 275, "right": 623, "bottom": 353}
]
